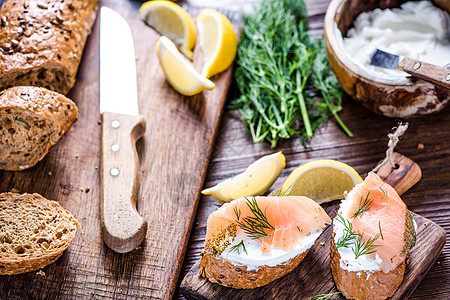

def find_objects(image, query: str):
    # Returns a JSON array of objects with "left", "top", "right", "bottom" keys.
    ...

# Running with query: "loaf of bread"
[
  {"left": 0, "top": 0, "right": 99, "bottom": 94},
  {"left": 0, "top": 192, "right": 80, "bottom": 275},
  {"left": 0, "top": 86, "right": 78, "bottom": 171}
]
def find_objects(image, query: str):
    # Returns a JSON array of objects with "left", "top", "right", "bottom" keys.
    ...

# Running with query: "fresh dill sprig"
[
  {"left": 231, "top": 0, "right": 352, "bottom": 147},
  {"left": 235, "top": 197, "right": 275, "bottom": 239},
  {"left": 379, "top": 221, "right": 384, "bottom": 240},
  {"left": 351, "top": 191, "right": 373, "bottom": 219},
  {"left": 353, "top": 233, "right": 381, "bottom": 259},
  {"left": 234, "top": 206, "right": 241, "bottom": 221},
  {"left": 229, "top": 240, "right": 248, "bottom": 255},
  {"left": 379, "top": 186, "right": 388, "bottom": 196},
  {"left": 271, "top": 187, "right": 295, "bottom": 196},
  {"left": 335, "top": 214, "right": 357, "bottom": 249},
  {"left": 311, "top": 292, "right": 342, "bottom": 300}
]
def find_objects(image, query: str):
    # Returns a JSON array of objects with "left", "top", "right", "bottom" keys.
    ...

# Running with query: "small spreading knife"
[
  {"left": 100, "top": 6, "right": 147, "bottom": 253},
  {"left": 370, "top": 49, "right": 450, "bottom": 89}
]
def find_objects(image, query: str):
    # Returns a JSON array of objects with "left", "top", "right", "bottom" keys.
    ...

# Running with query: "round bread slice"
[
  {"left": 199, "top": 248, "right": 309, "bottom": 289},
  {"left": 0, "top": 86, "right": 78, "bottom": 171},
  {"left": 0, "top": 192, "right": 80, "bottom": 275},
  {"left": 330, "top": 237, "right": 406, "bottom": 300}
]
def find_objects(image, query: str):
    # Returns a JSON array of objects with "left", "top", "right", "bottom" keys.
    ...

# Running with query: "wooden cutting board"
[
  {"left": 0, "top": 1, "right": 241, "bottom": 299},
  {"left": 180, "top": 208, "right": 446, "bottom": 299}
]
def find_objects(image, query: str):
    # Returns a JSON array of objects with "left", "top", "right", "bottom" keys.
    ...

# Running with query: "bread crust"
[
  {"left": 0, "top": 0, "right": 99, "bottom": 94},
  {"left": 0, "top": 192, "right": 80, "bottom": 275},
  {"left": 199, "top": 249, "right": 309, "bottom": 289},
  {"left": 0, "top": 86, "right": 78, "bottom": 171},
  {"left": 330, "top": 238, "right": 406, "bottom": 300}
]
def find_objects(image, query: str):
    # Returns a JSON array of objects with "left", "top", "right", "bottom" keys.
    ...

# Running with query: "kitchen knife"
[
  {"left": 370, "top": 49, "right": 450, "bottom": 89},
  {"left": 100, "top": 6, "right": 147, "bottom": 253}
]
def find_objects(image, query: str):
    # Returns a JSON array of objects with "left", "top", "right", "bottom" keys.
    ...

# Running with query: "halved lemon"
[
  {"left": 202, "top": 152, "right": 286, "bottom": 203},
  {"left": 281, "top": 160, "right": 363, "bottom": 204},
  {"left": 140, "top": 0, "right": 196, "bottom": 59},
  {"left": 156, "top": 36, "right": 215, "bottom": 96},
  {"left": 196, "top": 9, "right": 238, "bottom": 78}
]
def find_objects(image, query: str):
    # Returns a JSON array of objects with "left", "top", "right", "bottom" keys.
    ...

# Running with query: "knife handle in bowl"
[
  {"left": 101, "top": 111, "right": 147, "bottom": 253},
  {"left": 399, "top": 57, "right": 450, "bottom": 90}
]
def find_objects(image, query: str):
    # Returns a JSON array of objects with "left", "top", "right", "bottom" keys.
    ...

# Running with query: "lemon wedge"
[
  {"left": 140, "top": 0, "right": 196, "bottom": 59},
  {"left": 156, "top": 36, "right": 215, "bottom": 96},
  {"left": 202, "top": 152, "right": 285, "bottom": 203},
  {"left": 281, "top": 160, "right": 363, "bottom": 204},
  {"left": 196, "top": 9, "right": 238, "bottom": 78}
]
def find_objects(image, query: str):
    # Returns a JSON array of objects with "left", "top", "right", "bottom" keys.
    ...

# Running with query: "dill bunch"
[{"left": 231, "top": 0, "right": 352, "bottom": 147}]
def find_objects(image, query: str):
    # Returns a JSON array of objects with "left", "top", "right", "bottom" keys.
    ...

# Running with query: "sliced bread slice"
[
  {"left": 331, "top": 172, "right": 416, "bottom": 300},
  {"left": 199, "top": 196, "right": 331, "bottom": 289},
  {"left": 0, "top": 192, "right": 80, "bottom": 275},
  {"left": 0, "top": 86, "right": 78, "bottom": 171}
]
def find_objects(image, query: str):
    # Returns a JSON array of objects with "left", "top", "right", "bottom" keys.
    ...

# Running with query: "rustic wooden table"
[{"left": 177, "top": 0, "right": 450, "bottom": 299}]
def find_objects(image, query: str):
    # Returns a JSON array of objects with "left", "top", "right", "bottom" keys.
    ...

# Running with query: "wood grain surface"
[
  {"left": 181, "top": 211, "right": 445, "bottom": 299},
  {"left": 0, "top": 0, "right": 240, "bottom": 299},
  {"left": 176, "top": 1, "right": 450, "bottom": 299}
]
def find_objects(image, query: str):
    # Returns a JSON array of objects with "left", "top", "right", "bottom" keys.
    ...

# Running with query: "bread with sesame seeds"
[
  {"left": 0, "top": 86, "right": 78, "bottom": 171},
  {"left": 0, "top": 192, "right": 80, "bottom": 275},
  {"left": 0, "top": 0, "right": 99, "bottom": 94}
]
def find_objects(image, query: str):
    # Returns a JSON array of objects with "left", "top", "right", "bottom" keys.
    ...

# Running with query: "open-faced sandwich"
[
  {"left": 331, "top": 172, "right": 416, "bottom": 300},
  {"left": 199, "top": 195, "right": 331, "bottom": 288}
]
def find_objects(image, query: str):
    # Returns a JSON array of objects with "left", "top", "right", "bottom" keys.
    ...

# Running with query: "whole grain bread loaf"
[
  {"left": 0, "top": 192, "right": 80, "bottom": 275},
  {"left": 0, "top": 86, "right": 78, "bottom": 171},
  {"left": 0, "top": 0, "right": 99, "bottom": 94}
]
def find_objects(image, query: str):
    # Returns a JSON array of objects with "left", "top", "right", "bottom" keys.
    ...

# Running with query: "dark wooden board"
[
  {"left": 180, "top": 208, "right": 446, "bottom": 299},
  {"left": 0, "top": 0, "right": 241, "bottom": 299},
  {"left": 176, "top": 0, "right": 450, "bottom": 299}
]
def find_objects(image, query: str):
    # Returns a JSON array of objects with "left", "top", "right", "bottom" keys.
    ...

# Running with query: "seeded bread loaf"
[
  {"left": 0, "top": 0, "right": 99, "bottom": 94},
  {"left": 0, "top": 192, "right": 80, "bottom": 275},
  {"left": 0, "top": 86, "right": 78, "bottom": 171}
]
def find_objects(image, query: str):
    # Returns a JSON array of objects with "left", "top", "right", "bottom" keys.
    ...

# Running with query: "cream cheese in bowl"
[{"left": 342, "top": 1, "right": 450, "bottom": 78}]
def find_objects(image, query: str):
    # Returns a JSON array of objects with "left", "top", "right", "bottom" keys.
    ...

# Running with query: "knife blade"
[
  {"left": 370, "top": 49, "right": 450, "bottom": 89},
  {"left": 100, "top": 6, "right": 147, "bottom": 253}
]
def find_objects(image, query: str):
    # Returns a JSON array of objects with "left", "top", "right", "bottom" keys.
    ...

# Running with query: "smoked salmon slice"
[
  {"left": 204, "top": 196, "right": 331, "bottom": 254},
  {"left": 341, "top": 172, "right": 415, "bottom": 273}
]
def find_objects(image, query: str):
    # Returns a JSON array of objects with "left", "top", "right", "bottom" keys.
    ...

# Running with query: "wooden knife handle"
[
  {"left": 101, "top": 111, "right": 147, "bottom": 253},
  {"left": 375, "top": 152, "right": 422, "bottom": 196},
  {"left": 399, "top": 57, "right": 450, "bottom": 90}
]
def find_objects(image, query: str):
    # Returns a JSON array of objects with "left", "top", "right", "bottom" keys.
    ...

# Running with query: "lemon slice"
[
  {"left": 140, "top": 0, "right": 196, "bottom": 59},
  {"left": 281, "top": 160, "right": 363, "bottom": 204},
  {"left": 156, "top": 36, "right": 215, "bottom": 96},
  {"left": 196, "top": 9, "right": 238, "bottom": 78},
  {"left": 202, "top": 152, "right": 286, "bottom": 203}
]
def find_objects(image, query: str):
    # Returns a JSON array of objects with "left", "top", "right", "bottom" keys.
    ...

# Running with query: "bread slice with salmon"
[
  {"left": 199, "top": 196, "right": 331, "bottom": 289},
  {"left": 331, "top": 172, "right": 416, "bottom": 300}
]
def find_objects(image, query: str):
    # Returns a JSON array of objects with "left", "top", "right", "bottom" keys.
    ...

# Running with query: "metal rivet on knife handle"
[
  {"left": 445, "top": 73, "right": 450, "bottom": 82},
  {"left": 111, "top": 143, "right": 120, "bottom": 152},
  {"left": 110, "top": 168, "right": 120, "bottom": 176},
  {"left": 413, "top": 62, "right": 421, "bottom": 70},
  {"left": 111, "top": 119, "right": 120, "bottom": 129}
]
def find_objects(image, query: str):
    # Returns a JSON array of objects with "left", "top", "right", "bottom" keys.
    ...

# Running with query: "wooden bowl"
[{"left": 324, "top": 0, "right": 450, "bottom": 118}]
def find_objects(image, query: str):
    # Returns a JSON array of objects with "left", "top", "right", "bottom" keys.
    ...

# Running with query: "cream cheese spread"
[
  {"left": 342, "top": 1, "right": 450, "bottom": 78},
  {"left": 220, "top": 231, "right": 322, "bottom": 271},
  {"left": 333, "top": 182, "right": 382, "bottom": 277}
]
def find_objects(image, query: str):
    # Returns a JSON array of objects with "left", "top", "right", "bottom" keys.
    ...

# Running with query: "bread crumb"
[
  {"left": 36, "top": 270, "right": 45, "bottom": 276},
  {"left": 417, "top": 143, "right": 424, "bottom": 149},
  {"left": 48, "top": 171, "right": 52, "bottom": 176},
  {"left": 85, "top": 188, "right": 90, "bottom": 193},
  {"left": 80, "top": 188, "right": 85, "bottom": 192},
  {"left": 75, "top": 154, "right": 79, "bottom": 159},
  {"left": 320, "top": 242, "right": 325, "bottom": 246},
  {"left": 95, "top": 166, "right": 98, "bottom": 170}
]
